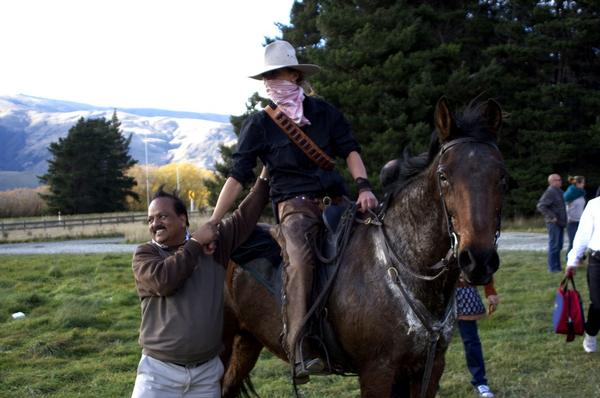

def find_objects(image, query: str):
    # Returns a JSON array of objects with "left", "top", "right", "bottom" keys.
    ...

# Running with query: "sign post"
[{"left": 188, "top": 191, "right": 196, "bottom": 213}]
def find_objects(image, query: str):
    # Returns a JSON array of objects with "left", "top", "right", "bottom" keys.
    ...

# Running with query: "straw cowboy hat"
[{"left": 249, "top": 40, "right": 320, "bottom": 80}]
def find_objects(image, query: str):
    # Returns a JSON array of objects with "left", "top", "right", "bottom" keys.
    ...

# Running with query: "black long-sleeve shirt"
[{"left": 230, "top": 96, "right": 360, "bottom": 203}]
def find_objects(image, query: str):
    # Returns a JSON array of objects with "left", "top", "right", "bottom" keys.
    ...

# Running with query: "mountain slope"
[{"left": 0, "top": 95, "right": 237, "bottom": 189}]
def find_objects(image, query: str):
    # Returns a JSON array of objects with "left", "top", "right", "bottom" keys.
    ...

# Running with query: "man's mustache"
[{"left": 151, "top": 225, "right": 166, "bottom": 233}]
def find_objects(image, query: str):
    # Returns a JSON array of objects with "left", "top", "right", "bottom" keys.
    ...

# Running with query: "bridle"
[
  {"left": 436, "top": 137, "right": 503, "bottom": 255},
  {"left": 371, "top": 136, "right": 503, "bottom": 398}
]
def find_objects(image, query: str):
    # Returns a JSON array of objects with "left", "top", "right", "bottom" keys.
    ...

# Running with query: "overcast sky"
[{"left": 0, "top": 0, "right": 295, "bottom": 115}]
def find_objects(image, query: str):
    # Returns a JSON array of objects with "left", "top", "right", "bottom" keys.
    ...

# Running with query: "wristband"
[{"left": 355, "top": 177, "right": 372, "bottom": 193}]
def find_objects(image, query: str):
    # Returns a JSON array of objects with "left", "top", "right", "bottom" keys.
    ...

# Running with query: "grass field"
[{"left": 0, "top": 251, "right": 599, "bottom": 397}]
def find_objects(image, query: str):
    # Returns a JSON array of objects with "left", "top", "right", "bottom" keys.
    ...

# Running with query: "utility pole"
[
  {"left": 144, "top": 140, "right": 150, "bottom": 208},
  {"left": 176, "top": 162, "right": 180, "bottom": 192}
]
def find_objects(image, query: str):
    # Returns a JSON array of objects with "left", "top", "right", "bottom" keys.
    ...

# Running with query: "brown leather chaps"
[{"left": 275, "top": 197, "right": 322, "bottom": 361}]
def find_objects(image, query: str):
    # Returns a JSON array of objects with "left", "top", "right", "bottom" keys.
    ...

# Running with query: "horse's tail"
[
  {"left": 238, "top": 375, "right": 258, "bottom": 398},
  {"left": 225, "top": 261, "right": 237, "bottom": 293}
]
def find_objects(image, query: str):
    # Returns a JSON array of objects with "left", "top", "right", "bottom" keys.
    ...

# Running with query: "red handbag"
[{"left": 552, "top": 276, "right": 586, "bottom": 342}]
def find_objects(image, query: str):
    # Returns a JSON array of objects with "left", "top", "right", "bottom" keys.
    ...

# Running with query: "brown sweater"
[{"left": 132, "top": 179, "right": 268, "bottom": 364}]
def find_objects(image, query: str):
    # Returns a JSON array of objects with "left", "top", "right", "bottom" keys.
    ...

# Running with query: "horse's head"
[{"left": 433, "top": 97, "right": 507, "bottom": 285}]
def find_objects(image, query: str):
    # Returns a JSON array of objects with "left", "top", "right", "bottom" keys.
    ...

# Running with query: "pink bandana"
[{"left": 264, "top": 79, "right": 311, "bottom": 126}]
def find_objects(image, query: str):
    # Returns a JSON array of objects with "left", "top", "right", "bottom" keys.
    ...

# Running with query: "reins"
[{"left": 378, "top": 224, "right": 456, "bottom": 398}]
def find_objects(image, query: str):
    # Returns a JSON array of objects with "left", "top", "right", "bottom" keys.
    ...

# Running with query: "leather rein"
[{"left": 363, "top": 137, "right": 502, "bottom": 398}]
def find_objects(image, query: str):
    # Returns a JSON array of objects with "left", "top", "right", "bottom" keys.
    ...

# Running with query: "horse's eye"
[{"left": 438, "top": 173, "right": 449, "bottom": 185}]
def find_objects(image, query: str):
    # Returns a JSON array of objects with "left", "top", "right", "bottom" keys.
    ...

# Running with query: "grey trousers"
[{"left": 131, "top": 354, "right": 223, "bottom": 398}]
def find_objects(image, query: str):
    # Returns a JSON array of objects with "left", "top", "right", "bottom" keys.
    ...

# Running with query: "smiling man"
[{"left": 130, "top": 168, "right": 269, "bottom": 398}]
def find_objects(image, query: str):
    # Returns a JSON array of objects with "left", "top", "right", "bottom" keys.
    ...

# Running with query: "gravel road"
[
  {"left": 0, "top": 232, "right": 560, "bottom": 255},
  {"left": 0, "top": 238, "right": 137, "bottom": 255}
]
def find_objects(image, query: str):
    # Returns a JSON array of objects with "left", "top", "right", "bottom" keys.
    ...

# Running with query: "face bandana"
[{"left": 264, "top": 79, "right": 311, "bottom": 126}]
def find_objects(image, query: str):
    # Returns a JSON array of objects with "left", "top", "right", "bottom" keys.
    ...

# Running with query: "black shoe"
[
  {"left": 293, "top": 373, "right": 309, "bottom": 385},
  {"left": 294, "top": 357, "right": 325, "bottom": 382}
]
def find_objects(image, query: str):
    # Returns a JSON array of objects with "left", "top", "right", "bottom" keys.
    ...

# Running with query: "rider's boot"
[{"left": 283, "top": 261, "right": 324, "bottom": 384}]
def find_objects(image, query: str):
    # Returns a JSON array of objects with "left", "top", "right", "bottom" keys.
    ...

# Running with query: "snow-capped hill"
[
  {"left": 1, "top": 94, "right": 230, "bottom": 122},
  {"left": 0, "top": 95, "right": 237, "bottom": 189}
]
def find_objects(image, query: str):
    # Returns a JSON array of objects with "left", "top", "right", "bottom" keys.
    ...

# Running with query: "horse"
[{"left": 220, "top": 97, "right": 507, "bottom": 398}]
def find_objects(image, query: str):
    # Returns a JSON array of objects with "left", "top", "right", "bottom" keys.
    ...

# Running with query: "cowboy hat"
[{"left": 249, "top": 40, "right": 320, "bottom": 80}]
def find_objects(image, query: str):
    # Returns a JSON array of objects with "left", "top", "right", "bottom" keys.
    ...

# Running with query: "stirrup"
[{"left": 294, "top": 357, "right": 325, "bottom": 379}]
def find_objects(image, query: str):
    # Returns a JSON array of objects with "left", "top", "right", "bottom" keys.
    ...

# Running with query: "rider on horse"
[{"left": 209, "top": 40, "right": 378, "bottom": 383}]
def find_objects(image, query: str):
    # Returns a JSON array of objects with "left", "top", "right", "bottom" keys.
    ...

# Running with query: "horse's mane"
[{"left": 380, "top": 100, "right": 498, "bottom": 195}]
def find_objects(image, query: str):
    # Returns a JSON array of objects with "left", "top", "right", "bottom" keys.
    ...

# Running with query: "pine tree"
[
  {"left": 477, "top": 0, "right": 600, "bottom": 215},
  {"left": 208, "top": 0, "right": 600, "bottom": 216},
  {"left": 39, "top": 112, "right": 138, "bottom": 214},
  {"left": 278, "top": 0, "right": 600, "bottom": 215}
]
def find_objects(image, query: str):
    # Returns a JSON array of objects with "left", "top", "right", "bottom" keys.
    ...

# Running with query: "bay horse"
[{"left": 220, "top": 97, "right": 506, "bottom": 397}]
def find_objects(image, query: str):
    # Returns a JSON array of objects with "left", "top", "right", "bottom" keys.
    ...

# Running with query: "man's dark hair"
[{"left": 152, "top": 185, "right": 190, "bottom": 226}]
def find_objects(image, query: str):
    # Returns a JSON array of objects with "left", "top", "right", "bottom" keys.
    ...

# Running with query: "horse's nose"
[{"left": 458, "top": 248, "right": 499, "bottom": 285}]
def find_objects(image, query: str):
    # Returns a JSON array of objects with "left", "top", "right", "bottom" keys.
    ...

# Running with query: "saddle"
[{"left": 230, "top": 201, "right": 358, "bottom": 375}]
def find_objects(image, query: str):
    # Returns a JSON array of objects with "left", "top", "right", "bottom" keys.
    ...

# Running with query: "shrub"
[{"left": 0, "top": 186, "right": 49, "bottom": 217}]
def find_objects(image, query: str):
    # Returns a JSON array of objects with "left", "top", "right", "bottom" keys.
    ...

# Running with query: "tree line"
[
  {"left": 210, "top": 0, "right": 600, "bottom": 217},
  {"left": 37, "top": 1, "right": 600, "bottom": 218}
]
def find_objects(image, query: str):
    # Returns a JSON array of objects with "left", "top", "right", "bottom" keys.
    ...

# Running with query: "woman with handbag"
[
  {"left": 456, "top": 278, "right": 500, "bottom": 398},
  {"left": 209, "top": 40, "right": 378, "bottom": 383},
  {"left": 566, "top": 195, "right": 600, "bottom": 353},
  {"left": 563, "top": 175, "right": 586, "bottom": 256}
]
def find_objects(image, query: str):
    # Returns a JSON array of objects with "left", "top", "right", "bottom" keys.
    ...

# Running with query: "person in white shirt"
[{"left": 566, "top": 197, "right": 600, "bottom": 353}]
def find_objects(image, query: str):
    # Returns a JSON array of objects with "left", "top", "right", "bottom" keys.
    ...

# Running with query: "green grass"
[{"left": 0, "top": 251, "right": 599, "bottom": 397}]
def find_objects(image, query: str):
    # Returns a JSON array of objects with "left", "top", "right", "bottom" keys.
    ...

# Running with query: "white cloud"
[{"left": 0, "top": 0, "right": 295, "bottom": 115}]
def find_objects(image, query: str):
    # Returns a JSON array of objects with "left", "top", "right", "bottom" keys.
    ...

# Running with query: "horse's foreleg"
[
  {"left": 409, "top": 358, "right": 445, "bottom": 398},
  {"left": 358, "top": 364, "right": 396, "bottom": 398},
  {"left": 221, "top": 331, "right": 263, "bottom": 398}
]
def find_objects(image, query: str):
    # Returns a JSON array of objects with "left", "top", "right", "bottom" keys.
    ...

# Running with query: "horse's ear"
[
  {"left": 434, "top": 97, "right": 453, "bottom": 142},
  {"left": 483, "top": 99, "right": 502, "bottom": 135}
]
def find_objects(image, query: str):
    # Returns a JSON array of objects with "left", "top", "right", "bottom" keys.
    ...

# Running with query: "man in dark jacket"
[
  {"left": 537, "top": 173, "right": 567, "bottom": 273},
  {"left": 131, "top": 169, "right": 269, "bottom": 398}
]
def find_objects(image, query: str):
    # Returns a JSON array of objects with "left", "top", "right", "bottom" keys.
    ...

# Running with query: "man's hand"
[
  {"left": 202, "top": 241, "right": 217, "bottom": 256},
  {"left": 487, "top": 294, "right": 500, "bottom": 315},
  {"left": 565, "top": 265, "right": 576, "bottom": 278},
  {"left": 356, "top": 190, "right": 378, "bottom": 213},
  {"left": 192, "top": 222, "right": 218, "bottom": 245},
  {"left": 191, "top": 222, "right": 218, "bottom": 255}
]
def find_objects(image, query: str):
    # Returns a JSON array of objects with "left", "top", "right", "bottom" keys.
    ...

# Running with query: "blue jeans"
[
  {"left": 546, "top": 223, "right": 564, "bottom": 272},
  {"left": 458, "top": 319, "right": 487, "bottom": 387},
  {"left": 566, "top": 222, "right": 579, "bottom": 257}
]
